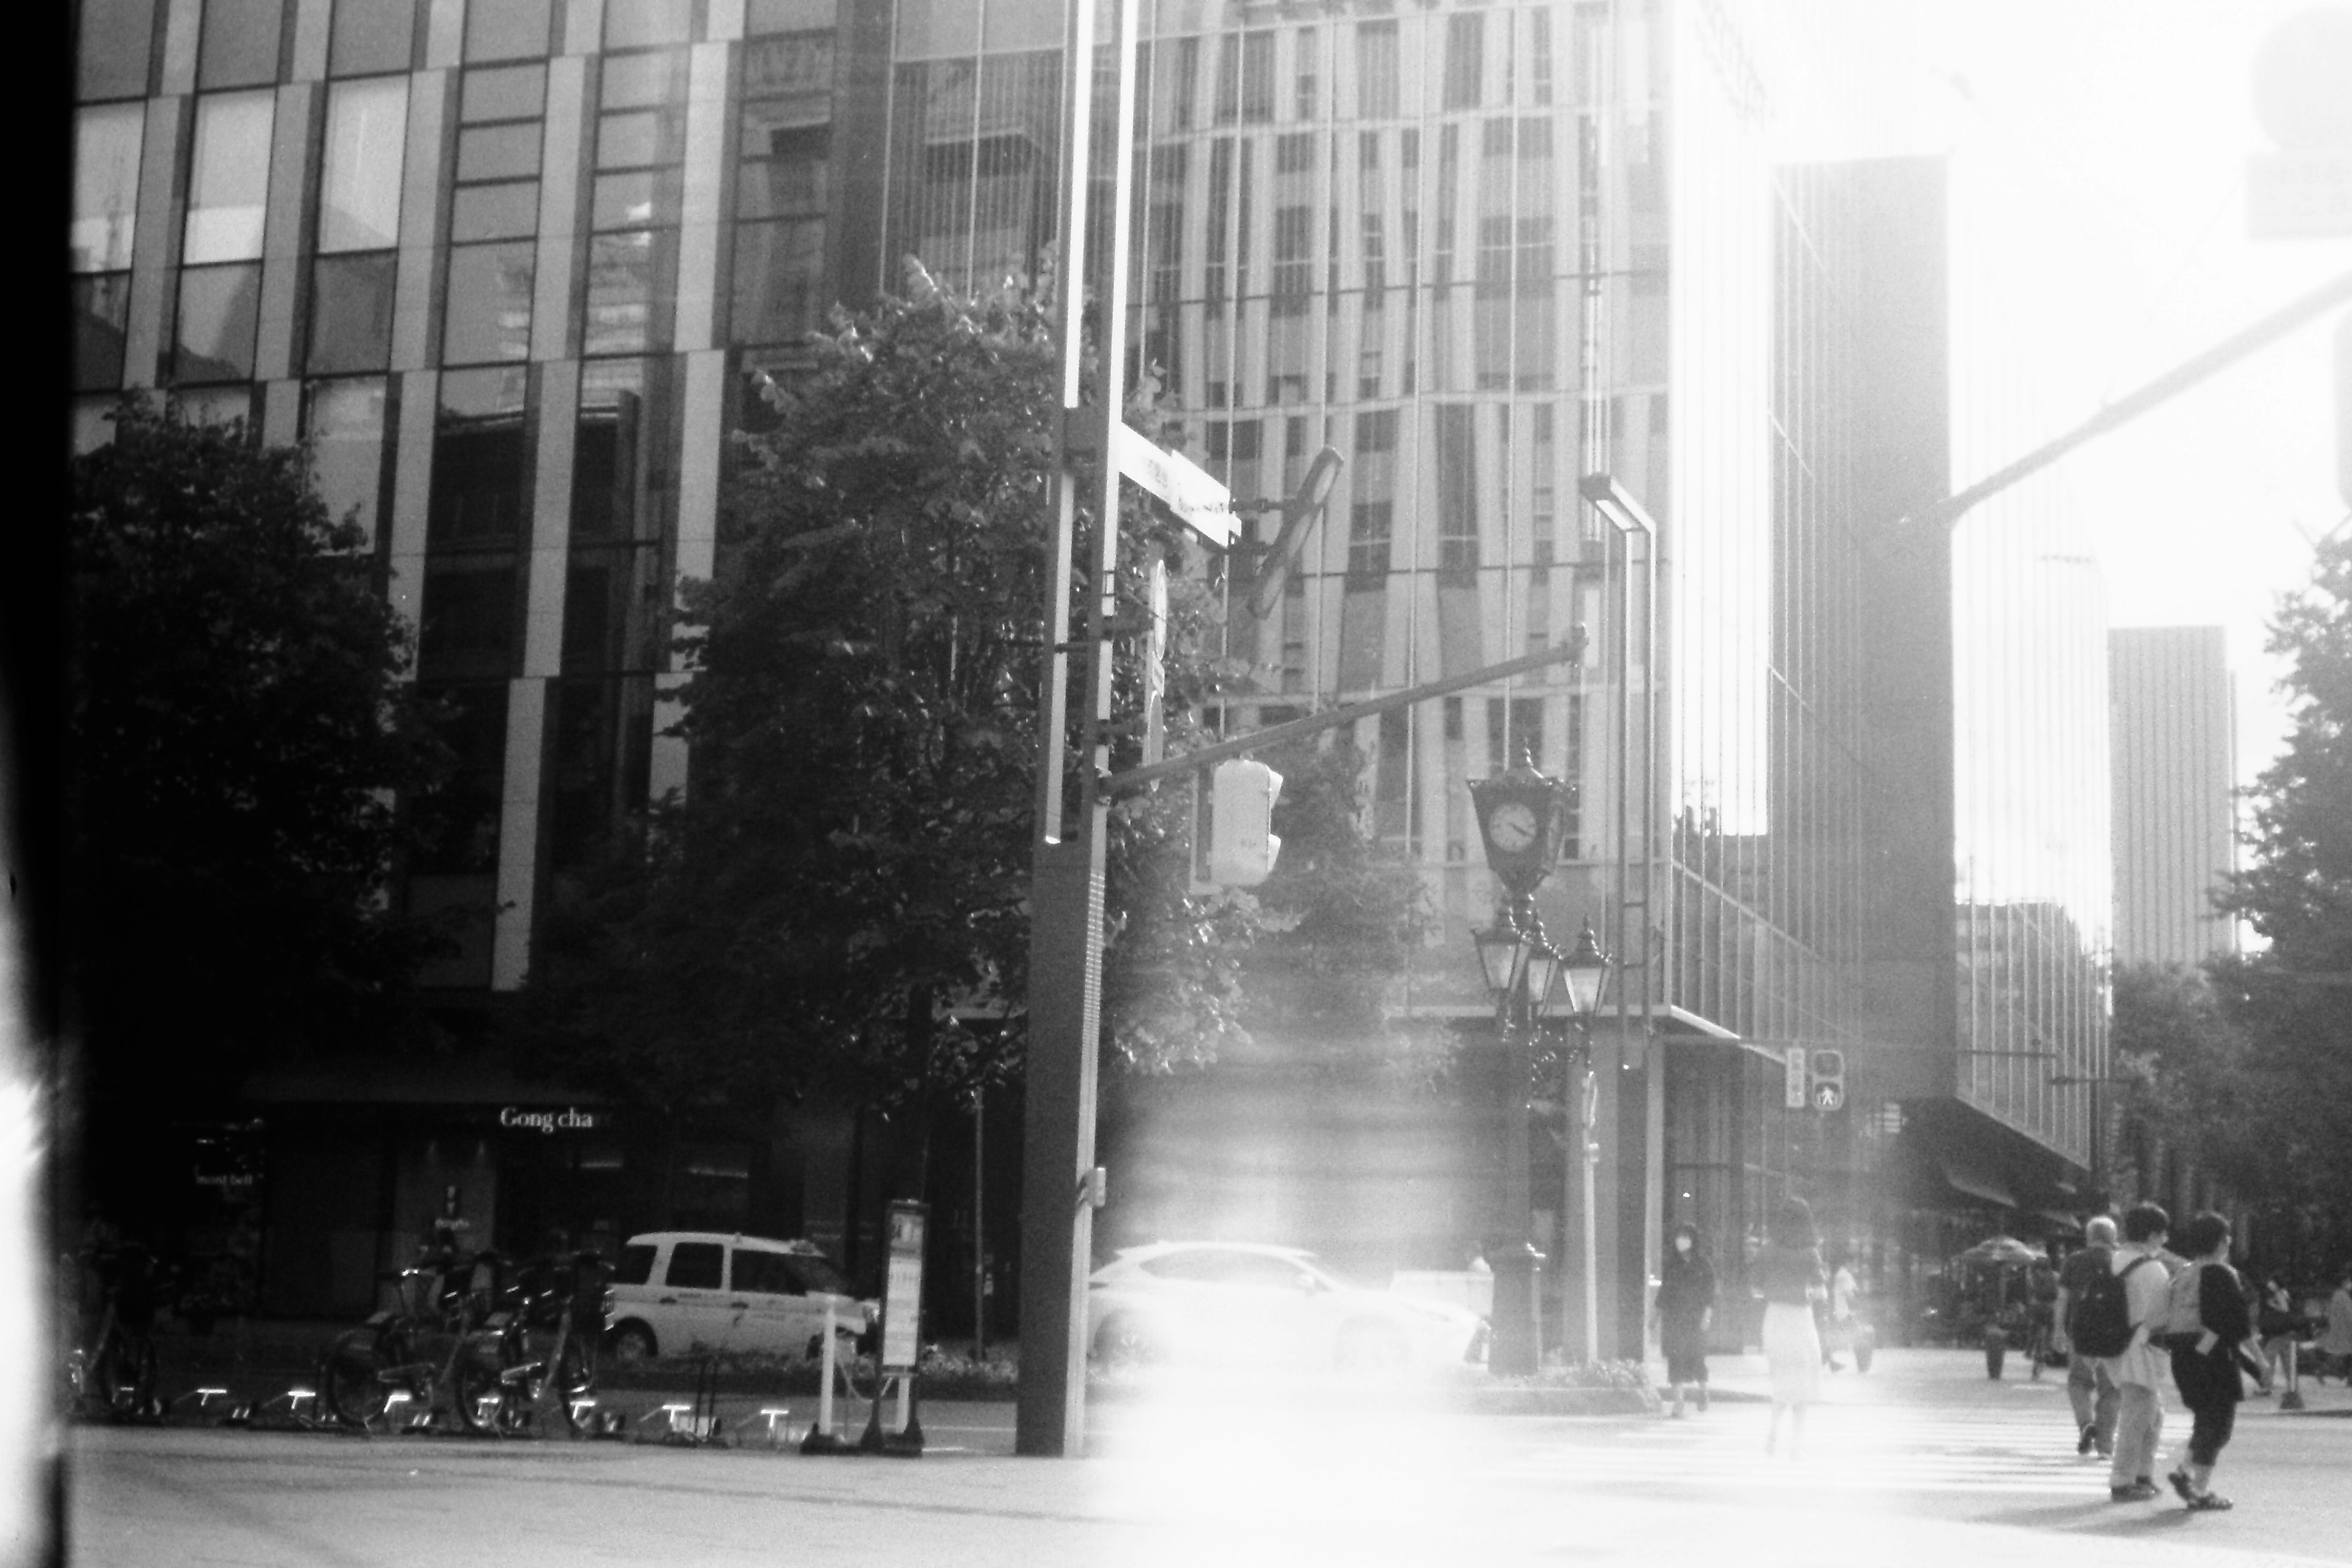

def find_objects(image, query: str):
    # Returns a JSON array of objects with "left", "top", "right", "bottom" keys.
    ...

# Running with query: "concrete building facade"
[{"left": 2110, "top": 625, "right": 2238, "bottom": 968}]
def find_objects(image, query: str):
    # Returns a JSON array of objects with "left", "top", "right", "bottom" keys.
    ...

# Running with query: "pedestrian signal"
[{"left": 1809, "top": 1049, "right": 1847, "bottom": 1114}]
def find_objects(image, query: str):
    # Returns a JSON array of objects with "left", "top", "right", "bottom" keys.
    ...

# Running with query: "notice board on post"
[{"left": 880, "top": 1200, "right": 928, "bottom": 1373}]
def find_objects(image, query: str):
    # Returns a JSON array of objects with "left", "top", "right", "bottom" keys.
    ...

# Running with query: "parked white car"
[
  {"left": 602, "top": 1232, "right": 875, "bottom": 1362},
  {"left": 1085, "top": 1241, "right": 1488, "bottom": 1374}
]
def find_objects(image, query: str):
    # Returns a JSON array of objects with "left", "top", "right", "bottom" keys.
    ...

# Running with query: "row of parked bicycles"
[{"left": 64, "top": 1234, "right": 613, "bottom": 1438}]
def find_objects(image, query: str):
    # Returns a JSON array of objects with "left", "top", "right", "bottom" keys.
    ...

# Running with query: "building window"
[
  {"left": 1355, "top": 21, "right": 1397, "bottom": 119},
  {"left": 199, "top": 0, "right": 284, "bottom": 89},
  {"left": 72, "top": 104, "right": 142, "bottom": 360},
  {"left": 1215, "top": 30, "right": 1273, "bottom": 125},
  {"left": 1487, "top": 696, "right": 1543, "bottom": 776},
  {"left": 308, "top": 253, "right": 399, "bottom": 374},
  {"left": 731, "top": 32, "right": 832, "bottom": 346},
  {"left": 1531, "top": 10, "right": 1555, "bottom": 107},
  {"left": 304, "top": 376, "right": 393, "bottom": 546},
  {"left": 184, "top": 92, "right": 274, "bottom": 264},
  {"left": 1436, "top": 404, "right": 1479, "bottom": 576},
  {"left": 175, "top": 263, "right": 263, "bottom": 383},
  {"left": 1348, "top": 500, "right": 1392, "bottom": 579},
  {"left": 330, "top": 0, "right": 417, "bottom": 77},
  {"left": 74, "top": 276, "right": 135, "bottom": 391},
  {"left": 445, "top": 62, "right": 545, "bottom": 363},
  {"left": 605, "top": 0, "right": 692, "bottom": 49},
  {"left": 428, "top": 366, "right": 529, "bottom": 542},
  {"left": 1443, "top": 13, "right": 1483, "bottom": 111},
  {"left": 319, "top": 77, "right": 407, "bottom": 251},
  {"left": 77, "top": 0, "right": 158, "bottom": 101},
  {"left": 465, "top": 0, "right": 555, "bottom": 62},
  {"left": 1294, "top": 27, "right": 1317, "bottom": 121},
  {"left": 586, "top": 50, "right": 687, "bottom": 356}
]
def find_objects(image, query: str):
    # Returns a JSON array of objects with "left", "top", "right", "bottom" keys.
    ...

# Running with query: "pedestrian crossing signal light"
[{"left": 1809, "top": 1049, "right": 1846, "bottom": 1113}]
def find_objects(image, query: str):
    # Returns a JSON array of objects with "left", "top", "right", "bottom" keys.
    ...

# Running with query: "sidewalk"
[{"left": 1652, "top": 1343, "right": 2352, "bottom": 1417}]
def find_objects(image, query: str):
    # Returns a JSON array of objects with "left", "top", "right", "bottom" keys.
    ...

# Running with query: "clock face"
[{"left": 1488, "top": 801, "right": 1540, "bottom": 853}]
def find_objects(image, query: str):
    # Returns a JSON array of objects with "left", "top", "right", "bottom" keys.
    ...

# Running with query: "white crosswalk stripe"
[{"left": 1498, "top": 1404, "right": 2135, "bottom": 1498}]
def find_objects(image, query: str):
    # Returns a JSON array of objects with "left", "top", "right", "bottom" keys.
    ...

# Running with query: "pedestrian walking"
[
  {"left": 2106, "top": 1202, "right": 2175, "bottom": 1504},
  {"left": 1751, "top": 1197, "right": 1826, "bottom": 1458},
  {"left": 1820, "top": 1250, "right": 1858, "bottom": 1371},
  {"left": 2163, "top": 1212, "right": 2255, "bottom": 1513},
  {"left": 2252, "top": 1273, "right": 2298, "bottom": 1395},
  {"left": 2053, "top": 1215, "right": 2122, "bottom": 1458},
  {"left": 2318, "top": 1267, "right": 2352, "bottom": 1385},
  {"left": 1653, "top": 1222, "right": 1717, "bottom": 1418}
]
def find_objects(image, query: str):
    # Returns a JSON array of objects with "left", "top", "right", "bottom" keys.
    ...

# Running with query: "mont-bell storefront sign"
[{"left": 496, "top": 1106, "right": 608, "bottom": 1136}]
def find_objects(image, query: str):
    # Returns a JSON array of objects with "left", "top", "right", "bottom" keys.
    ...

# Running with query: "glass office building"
[{"left": 70, "top": 0, "right": 2108, "bottom": 1338}]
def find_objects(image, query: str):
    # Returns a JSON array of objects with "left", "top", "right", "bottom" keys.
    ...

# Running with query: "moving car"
[
  {"left": 1085, "top": 1241, "right": 1489, "bottom": 1374},
  {"left": 602, "top": 1232, "right": 875, "bottom": 1362}
]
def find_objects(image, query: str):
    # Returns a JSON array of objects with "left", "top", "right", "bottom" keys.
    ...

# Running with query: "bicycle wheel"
[
  {"left": 453, "top": 1335, "right": 518, "bottom": 1435},
  {"left": 89, "top": 1333, "right": 154, "bottom": 1419},
  {"left": 551, "top": 1332, "right": 596, "bottom": 1437},
  {"left": 322, "top": 1330, "right": 394, "bottom": 1427}
]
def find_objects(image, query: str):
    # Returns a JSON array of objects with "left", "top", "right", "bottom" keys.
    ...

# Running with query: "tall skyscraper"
[{"left": 2110, "top": 626, "right": 2239, "bottom": 967}]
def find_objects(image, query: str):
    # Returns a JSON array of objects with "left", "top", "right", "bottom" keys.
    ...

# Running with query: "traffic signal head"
[{"left": 1204, "top": 759, "right": 1283, "bottom": 887}]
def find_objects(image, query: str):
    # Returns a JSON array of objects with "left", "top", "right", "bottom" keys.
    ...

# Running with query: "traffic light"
[
  {"left": 1203, "top": 759, "right": 1283, "bottom": 887},
  {"left": 1809, "top": 1049, "right": 1847, "bottom": 1114}
]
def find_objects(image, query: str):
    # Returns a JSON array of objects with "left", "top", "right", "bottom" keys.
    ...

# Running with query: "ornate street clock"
[{"left": 1468, "top": 753, "right": 1575, "bottom": 897}]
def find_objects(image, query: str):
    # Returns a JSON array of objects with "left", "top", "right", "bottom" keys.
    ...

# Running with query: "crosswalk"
[{"left": 1499, "top": 1403, "right": 2133, "bottom": 1498}]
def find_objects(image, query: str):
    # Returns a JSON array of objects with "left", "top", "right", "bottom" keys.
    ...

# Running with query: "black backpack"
[{"left": 2070, "top": 1254, "right": 2153, "bottom": 1358}]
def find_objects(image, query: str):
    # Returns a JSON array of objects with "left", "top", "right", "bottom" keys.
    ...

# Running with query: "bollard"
[
  {"left": 801, "top": 1302, "right": 850, "bottom": 1454},
  {"left": 2281, "top": 1336, "right": 2306, "bottom": 1411}
]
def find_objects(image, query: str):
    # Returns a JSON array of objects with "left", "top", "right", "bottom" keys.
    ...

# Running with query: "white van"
[{"left": 602, "top": 1232, "right": 875, "bottom": 1362}]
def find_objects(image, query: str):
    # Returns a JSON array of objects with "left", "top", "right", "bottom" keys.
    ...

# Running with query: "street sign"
[
  {"left": 880, "top": 1201, "right": 927, "bottom": 1372},
  {"left": 1783, "top": 1047, "right": 1807, "bottom": 1110},
  {"left": 2247, "top": 151, "right": 2352, "bottom": 239},
  {"left": 1114, "top": 423, "right": 1235, "bottom": 546}
]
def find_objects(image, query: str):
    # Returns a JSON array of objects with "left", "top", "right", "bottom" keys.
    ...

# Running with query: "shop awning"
[{"left": 1938, "top": 1155, "right": 2015, "bottom": 1209}]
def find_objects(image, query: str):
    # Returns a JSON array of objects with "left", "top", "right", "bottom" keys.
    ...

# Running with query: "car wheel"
[
  {"left": 1090, "top": 1314, "right": 1157, "bottom": 1369},
  {"left": 1335, "top": 1321, "right": 1410, "bottom": 1377},
  {"left": 606, "top": 1321, "right": 657, "bottom": 1363}
]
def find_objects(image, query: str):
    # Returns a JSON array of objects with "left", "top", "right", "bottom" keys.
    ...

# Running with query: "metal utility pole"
[{"left": 1015, "top": 0, "right": 1136, "bottom": 1460}]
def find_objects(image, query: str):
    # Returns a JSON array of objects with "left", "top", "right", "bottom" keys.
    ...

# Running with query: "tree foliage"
[
  {"left": 518, "top": 273, "right": 1253, "bottom": 1120},
  {"left": 2201, "top": 533, "right": 2352, "bottom": 1270},
  {"left": 66, "top": 402, "right": 451, "bottom": 1152}
]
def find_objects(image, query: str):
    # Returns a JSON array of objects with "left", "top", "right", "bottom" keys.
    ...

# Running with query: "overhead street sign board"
[
  {"left": 2248, "top": 151, "right": 2352, "bottom": 240},
  {"left": 1114, "top": 423, "right": 1235, "bottom": 547}
]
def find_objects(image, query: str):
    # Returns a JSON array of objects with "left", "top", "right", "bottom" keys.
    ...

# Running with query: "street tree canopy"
[
  {"left": 66, "top": 402, "right": 451, "bottom": 1189},
  {"left": 519, "top": 272, "right": 1254, "bottom": 1123},
  {"left": 2205, "top": 532, "right": 2352, "bottom": 1268}
]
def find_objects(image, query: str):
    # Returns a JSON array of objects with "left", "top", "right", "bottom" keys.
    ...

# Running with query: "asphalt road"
[{"left": 53, "top": 1350, "right": 2352, "bottom": 1568}]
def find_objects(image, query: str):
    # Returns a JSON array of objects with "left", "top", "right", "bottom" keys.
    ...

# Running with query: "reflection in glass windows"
[
  {"left": 309, "top": 252, "right": 398, "bottom": 374},
  {"left": 443, "top": 241, "right": 536, "bottom": 364},
  {"left": 198, "top": 0, "right": 284, "bottom": 89},
  {"left": 731, "top": 32, "right": 832, "bottom": 345},
  {"left": 74, "top": 276, "right": 134, "bottom": 391},
  {"left": 184, "top": 92, "right": 274, "bottom": 264},
  {"left": 330, "top": 0, "right": 417, "bottom": 77},
  {"left": 883, "top": 50, "right": 1058, "bottom": 296},
  {"left": 73, "top": 105, "right": 143, "bottom": 273},
  {"left": 304, "top": 377, "right": 393, "bottom": 544},
  {"left": 464, "top": 0, "right": 554, "bottom": 63},
  {"left": 446, "top": 59, "right": 543, "bottom": 355},
  {"left": 318, "top": 77, "right": 407, "bottom": 252},
  {"left": 78, "top": 0, "right": 158, "bottom": 100},
  {"left": 429, "top": 366, "right": 529, "bottom": 541},
  {"left": 175, "top": 263, "right": 263, "bottom": 382},
  {"left": 587, "top": 50, "right": 687, "bottom": 356}
]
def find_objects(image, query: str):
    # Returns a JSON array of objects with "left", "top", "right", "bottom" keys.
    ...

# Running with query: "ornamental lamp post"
[
  {"left": 1468, "top": 753, "right": 1576, "bottom": 1376},
  {"left": 1556, "top": 919, "right": 1612, "bottom": 1363}
]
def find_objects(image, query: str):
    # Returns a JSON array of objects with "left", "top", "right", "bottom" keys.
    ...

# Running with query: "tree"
[
  {"left": 66, "top": 401, "right": 451, "bottom": 1209},
  {"left": 2207, "top": 532, "right": 2352, "bottom": 1270},
  {"left": 517, "top": 273, "right": 1253, "bottom": 1187}
]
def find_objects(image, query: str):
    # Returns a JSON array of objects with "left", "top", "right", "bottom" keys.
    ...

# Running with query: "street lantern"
[
  {"left": 1558, "top": 919, "right": 1611, "bottom": 1026},
  {"left": 1472, "top": 916, "right": 1530, "bottom": 1000}
]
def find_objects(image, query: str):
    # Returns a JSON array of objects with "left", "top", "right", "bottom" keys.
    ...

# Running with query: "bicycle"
[
  {"left": 63, "top": 1243, "right": 170, "bottom": 1421},
  {"left": 463, "top": 1249, "right": 609, "bottom": 1438},
  {"left": 321, "top": 1246, "right": 512, "bottom": 1434}
]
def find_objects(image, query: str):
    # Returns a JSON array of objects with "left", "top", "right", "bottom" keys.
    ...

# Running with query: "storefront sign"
[{"left": 497, "top": 1105, "right": 605, "bottom": 1135}]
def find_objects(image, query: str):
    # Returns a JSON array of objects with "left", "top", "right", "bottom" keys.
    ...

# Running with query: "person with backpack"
[
  {"left": 2162, "top": 1212, "right": 2255, "bottom": 1513},
  {"left": 2052, "top": 1216, "right": 2122, "bottom": 1458},
  {"left": 2098, "top": 1202, "right": 2176, "bottom": 1502}
]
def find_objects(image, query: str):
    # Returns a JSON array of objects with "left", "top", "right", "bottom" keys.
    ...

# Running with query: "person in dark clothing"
[
  {"left": 1654, "top": 1223, "right": 1717, "bottom": 1418},
  {"left": 2164, "top": 1212, "right": 2253, "bottom": 1512}
]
